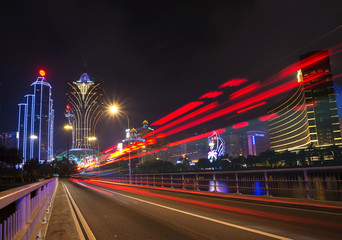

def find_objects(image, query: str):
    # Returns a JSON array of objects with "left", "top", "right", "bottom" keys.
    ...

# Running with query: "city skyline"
[{"left": 1, "top": 1, "right": 342, "bottom": 154}]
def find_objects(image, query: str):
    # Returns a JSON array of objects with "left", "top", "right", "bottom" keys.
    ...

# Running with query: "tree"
[
  {"left": 196, "top": 158, "right": 211, "bottom": 170},
  {"left": 280, "top": 150, "right": 297, "bottom": 167},
  {"left": 246, "top": 155, "right": 260, "bottom": 167},
  {"left": 53, "top": 157, "right": 77, "bottom": 177},
  {"left": 0, "top": 146, "right": 22, "bottom": 169},
  {"left": 24, "top": 158, "right": 41, "bottom": 181},
  {"left": 230, "top": 156, "right": 246, "bottom": 169},
  {"left": 259, "top": 150, "right": 280, "bottom": 167}
]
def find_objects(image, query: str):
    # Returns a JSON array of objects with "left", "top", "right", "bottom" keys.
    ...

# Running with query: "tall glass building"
[
  {"left": 65, "top": 73, "right": 104, "bottom": 149},
  {"left": 17, "top": 73, "right": 54, "bottom": 164},
  {"left": 268, "top": 50, "right": 341, "bottom": 151}
]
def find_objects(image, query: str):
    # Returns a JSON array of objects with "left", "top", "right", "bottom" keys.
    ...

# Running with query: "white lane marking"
[
  {"left": 64, "top": 183, "right": 96, "bottom": 240},
  {"left": 93, "top": 179, "right": 342, "bottom": 216},
  {"left": 86, "top": 183, "right": 293, "bottom": 240},
  {"left": 63, "top": 183, "right": 85, "bottom": 240}
]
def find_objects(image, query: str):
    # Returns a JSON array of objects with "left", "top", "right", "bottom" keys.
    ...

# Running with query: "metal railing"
[
  {"left": 88, "top": 166, "right": 342, "bottom": 201},
  {"left": 0, "top": 178, "right": 57, "bottom": 240}
]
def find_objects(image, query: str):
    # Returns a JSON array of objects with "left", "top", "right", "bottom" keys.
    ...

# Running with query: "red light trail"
[
  {"left": 280, "top": 51, "right": 329, "bottom": 77},
  {"left": 199, "top": 91, "right": 223, "bottom": 99},
  {"left": 151, "top": 101, "right": 203, "bottom": 126},
  {"left": 219, "top": 78, "right": 247, "bottom": 88},
  {"left": 143, "top": 102, "right": 218, "bottom": 139},
  {"left": 237, "top": 102, "right": 266, "bottom": 114},
  {"left": 230, "top": 82, "right": 260, "bottom": 99},
  {"left": 232, "top": 122, "right": 249, "bottom": 129},
  {"left": 71, "top": 179, "right": 342, "bottom": 229},
  {"left": 259, "top": 113, "right": 278, "bottom": 121},
  {"left": 167, "top": 128, "right": 226, "bottom": 147}
]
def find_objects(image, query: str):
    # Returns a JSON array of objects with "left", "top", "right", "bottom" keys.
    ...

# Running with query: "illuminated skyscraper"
[
  {"left": 300, "top": 50, "right": 341, "bottom": 146},
  {"left": 65, "top": 73, "right": 104, "bottom": 149},
  {"left": 17, "top": 71, "right": 54, "bottom": 164},
  {"left": 268, "top": 84, "right": 311, "bottom": 151},
  {"left": 268, "top": 50, "right": 341, "bottom": 151}
]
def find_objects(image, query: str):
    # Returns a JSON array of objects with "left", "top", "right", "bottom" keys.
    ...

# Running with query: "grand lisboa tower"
[{"left": 62, "top": 73, "right": 105, "bottom": 164}]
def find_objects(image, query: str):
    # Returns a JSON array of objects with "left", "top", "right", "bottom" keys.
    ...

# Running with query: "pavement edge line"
[
  {"left": 64, "top": 183, "right": 96, "bottom": 240},
  {"left": 63, "top": 183, "right": 86, "bottom": 240}
]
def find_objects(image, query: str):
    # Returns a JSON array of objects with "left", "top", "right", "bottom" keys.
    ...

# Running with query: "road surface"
[{"left": 61, "top": 179, "right": 342, "bottom": 240}]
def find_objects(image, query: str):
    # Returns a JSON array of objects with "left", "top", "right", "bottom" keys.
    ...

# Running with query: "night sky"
[{"left": 1, "top": 0, "right": 342, "bottom": 153}]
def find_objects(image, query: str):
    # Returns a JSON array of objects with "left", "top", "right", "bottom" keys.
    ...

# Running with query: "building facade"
[
  {"left": 65, "top": 73, "right": 104, "bottom": 149},
  {"left": 17, "top": 74, "right": 54, "bottom": 164},
  {"left": 268, "top": 50, "right": 341, "bottom": 151},
  {"left": 300, "top": 50, "right": 341, "bottom": 146},
  {"left": 268, "top": 84, "right": 311, "bottom": 151},
  {"left": 247, "top": 131, "right": 268, "bottom": 156}
]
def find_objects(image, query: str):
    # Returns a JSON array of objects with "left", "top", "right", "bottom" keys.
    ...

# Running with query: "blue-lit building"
[
  {"left": 17, "top": 72, "right": 54, "bottom": 164},
  {"left": 247, "top": 131, "right": 268, "bottom": 156}
]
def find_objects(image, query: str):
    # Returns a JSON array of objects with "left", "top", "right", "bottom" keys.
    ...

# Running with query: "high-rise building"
[
  {"left": 247, "top": 131, "right": 268, "bottom": 156},
  {"left": 300, "top": 50, "right": 341, "bottom": 146},
  {"left": 268, "top": 50, "right": 341, "bottom": 151},
  {"left": 224, "top": 132, "right": 244, "bottom": 158},
  {"left": 65, "top": 73, "right": 104, "bottom": 149},
  {"left": 17, "top": 71, "right": 54, "bottom": 164},
  {"left": 268, "top": 84, "right": 311, "bottom": 151}
]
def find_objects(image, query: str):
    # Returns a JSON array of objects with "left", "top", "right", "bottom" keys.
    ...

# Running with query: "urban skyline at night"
[
  {"left": 1, "top": 2, "right": 342, "bottom": 240},
  {"left": 1, "top": 1, "right": 342, "bottom": 154}
]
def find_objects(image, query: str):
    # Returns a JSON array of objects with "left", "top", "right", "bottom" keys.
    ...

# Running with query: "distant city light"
[
  {"left": 88, "top": 136, "right": 97, "bottom": 141},
  {"left": 39, "top": 69, "right": 46, "bottom": 77},
  {"left": 64, "top": 124, "right": 73, "bottom": 130}
]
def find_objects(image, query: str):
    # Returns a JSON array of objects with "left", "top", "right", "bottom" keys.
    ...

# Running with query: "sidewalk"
[{"left": 45, "top": 180, "right": 80, "bottom": 240}]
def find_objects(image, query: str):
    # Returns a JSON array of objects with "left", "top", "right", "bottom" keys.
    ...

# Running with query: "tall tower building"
[
  {"left": 300, "top": 50, "right": 341, "bottom": 146},
  {"left": 17, "top": 70, "right": 54, "bottom": 164},
  {"left": 268, "top": 50, "right": 341, "bottom": 151},
  {"left": 65, "top": 73, "right": 104, "bottom": 149}
]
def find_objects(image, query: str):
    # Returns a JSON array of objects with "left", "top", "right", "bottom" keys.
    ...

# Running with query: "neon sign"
[{"left": 208, "top": 131, "right": 225, "bottom": 162}]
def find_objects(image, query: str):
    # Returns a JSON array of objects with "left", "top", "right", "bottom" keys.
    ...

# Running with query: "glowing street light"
[
  {"left": 64, "top": 124, "right": 73, "bottom": 160},
  {"left": 109, "top": 105, "right": 131, "bottom": 181},
  {"left": 88, "top": 136, "right": 97, "bottom": 141},
  {"left": 64, "top": 124, "right": 73, "bottom": 130},
  {"left": 109, "top": 105, "right": 118, "bottom": 114},
  {"left": 88, "top": 136, "right": 99, "bottom": 163}
]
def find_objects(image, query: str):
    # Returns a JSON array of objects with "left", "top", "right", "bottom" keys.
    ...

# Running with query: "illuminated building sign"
[{"left": 208, "top": 131, "right": 225, "bottom": 162}]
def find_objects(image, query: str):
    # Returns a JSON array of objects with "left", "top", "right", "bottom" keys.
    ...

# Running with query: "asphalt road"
[{"left": 63, "top": 179, "right": 342, "bottom": 240}]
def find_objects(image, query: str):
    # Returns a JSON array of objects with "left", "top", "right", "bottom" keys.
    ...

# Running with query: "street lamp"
[
  {"left": 109, "top": 105, "right": 131, "bottom": 182},
  {"left": 88, "top": 136, "right": 100, "bottom": 163},
  {"left": 64, "top": 124, "right": 73, "bottom": 161}
]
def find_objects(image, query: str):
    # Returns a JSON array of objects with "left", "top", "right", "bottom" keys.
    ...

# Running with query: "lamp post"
[
  {"left": 109, "top": 105, "right": 131, "bottom": 182},
  {"left": 88, "top": 136, "right": 100, "bottom": 163},
  {"left": 64, "top": 124, "right": 73, "bottom": 161}
]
